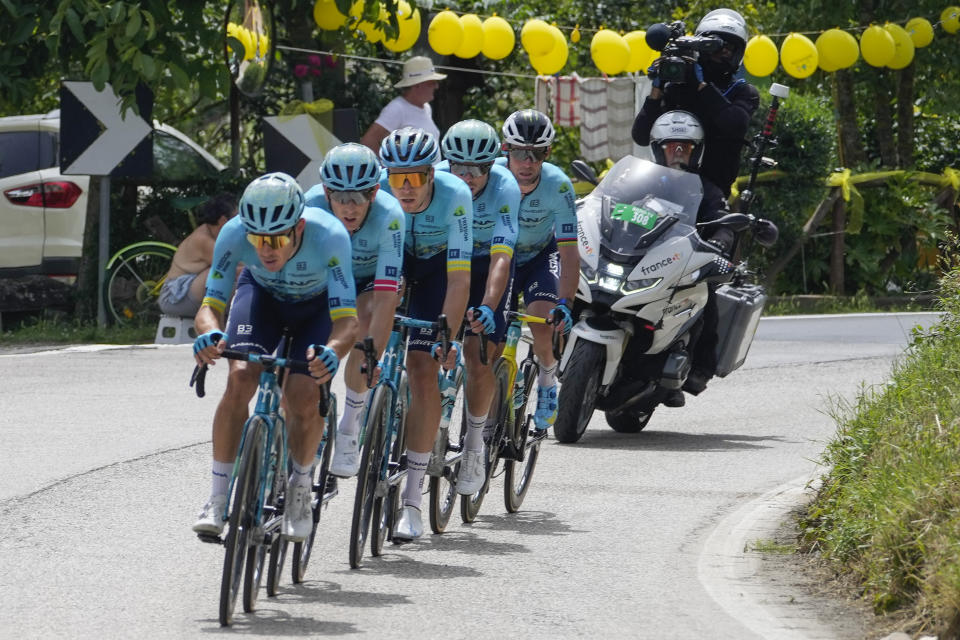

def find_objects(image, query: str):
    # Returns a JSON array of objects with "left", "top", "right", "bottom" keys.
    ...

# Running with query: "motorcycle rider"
[
  {"left": 632, "top": 8, "right": 759, "bottom": 198},
  {"left": 648, "top": 110, "right": 731, "bottom": 405}
]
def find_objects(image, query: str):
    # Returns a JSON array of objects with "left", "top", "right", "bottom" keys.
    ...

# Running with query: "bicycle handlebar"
[{"left": 506, "top": 311, "right": 565, "bottom": 361}]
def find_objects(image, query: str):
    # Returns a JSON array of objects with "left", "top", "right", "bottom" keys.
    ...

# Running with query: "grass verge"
[
  {"left": 0, "top": 311, "right": 156, "bottom": 347},
  {"left": 800, "top": 265, "right": 960, "bottom": 638}
]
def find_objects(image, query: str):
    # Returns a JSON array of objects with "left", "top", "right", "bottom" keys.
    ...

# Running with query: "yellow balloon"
[
  {"left": 382, "top": 0, "right": 420, "bottom": 52},
  {"left": 590, "top": 29, "right": 629, "bottom": 76},
  {"left": 860, "top": 24, "right": 895, "bottom": 67},
  {"left": 884, "top": 23, "right": 915, "bottom": 69},
  {"left": 815, "top": 28, "right": 859, "bottom": 72},
  {"left": 531, "top": 26, "right": 567, "bottom": 75},
  {"left": 571, "top": 26, "right": 581, "bottom": 44},
  {"left": 905, "top": 17, "right": 934, "bottom": 47},
  {"left": 743, "top": 35, "right": 779, "bottom": 77},
  {"left": 313, "top": 0, "right": 348, "bottom": 31},
  {"left": 942, "top": 7, "right": 960, "bottom": 34},
  {"left": 350, "top": 1, "right": 386, "bottom": 43},
  {"left": 454, "top": 14, "right": 483, "bottom": 58},
  {"left": 780, "top": 33, "right": 818, "bottom": 79},
  {"left": 481, "top": 16, "right": 514, "bottom": 60},
  {"left": 428, "top": 10, "right": 462, "bottom": 55},
  {"left": 623, "top": 31, "right": 655, "bottom": 73},
  {"left": 521, "top": 19, "right": 554, "bottom": 57}
]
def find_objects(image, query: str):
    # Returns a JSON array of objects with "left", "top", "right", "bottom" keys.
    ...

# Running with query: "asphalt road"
[{"left": 0, "top": 312, "right": 940, "bottom": 639}]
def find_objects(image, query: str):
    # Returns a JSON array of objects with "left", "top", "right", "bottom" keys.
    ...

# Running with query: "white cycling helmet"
[
  {"left": 238, "top": 172, "right": 305, "bottom": 234},
  {"left": 379, "top": 127, "right": 440, "bottom": 168},
  {"left": 442, "top": 119, "right": 501, "bottom": 164},
  {"left": 320, "top": 143, "right": 381, "bottom": 191},
  {"left": 649, "top": 111, "right": 705, "bottom": 171},
  {"left": 502, "top": 109, "right": 555, "bottom": 148}
]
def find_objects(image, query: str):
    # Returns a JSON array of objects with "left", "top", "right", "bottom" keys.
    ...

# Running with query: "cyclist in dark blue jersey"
[
  {"left": 437, "top": 119, "right": 520, "bottom": 496},
  {"left": 191, "top": 172, "right": 358, "bottom": 543},
  {"left": 304, "top": 143, "right": 405, "bottom": 477},
  {"left": 498, "top": 109, "right": 579, "bottom": 431},
  {"left": 379, "top": 127, "right": 473, "bottom": 540}
]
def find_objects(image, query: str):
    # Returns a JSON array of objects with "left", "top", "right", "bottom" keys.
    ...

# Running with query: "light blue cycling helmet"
[
  {"left": 441, "top": 119, "right": 501, "bottom": 164},
  {"left": 379, "top": 126, "right": 439, "bottom": 168},
  {"left": 238, "top": 172, "right": 305, "bottom": 233},
  {"left": 320, "top": 143, "right": 381, "bottom": 191}
]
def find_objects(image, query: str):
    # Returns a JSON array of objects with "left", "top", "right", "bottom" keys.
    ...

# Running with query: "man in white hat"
[{"left": 360, "top": 55, "right": 446, "bottom": 153}]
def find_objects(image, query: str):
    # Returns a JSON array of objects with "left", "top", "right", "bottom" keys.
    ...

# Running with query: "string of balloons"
[{"left": 310, "top": 0, "right": 960, "bottom": 78}]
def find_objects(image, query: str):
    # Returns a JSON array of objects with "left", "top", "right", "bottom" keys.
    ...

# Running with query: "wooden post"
[{"left": 829, "top": 197, "right": 846, "bottom": 295}]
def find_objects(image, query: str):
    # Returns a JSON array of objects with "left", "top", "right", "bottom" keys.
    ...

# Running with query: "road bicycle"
[
  {"left": 348, "top": 314, "right": 453, "bottom": 567},
  {"left": 103, "top": 240, "right": 176, "bottom": 325},
  {"left": 460, "top": 311, "right": 563, "bottom": 522},
  {"left": 191, "top": 339, "right": 335, "bottom": 626}
]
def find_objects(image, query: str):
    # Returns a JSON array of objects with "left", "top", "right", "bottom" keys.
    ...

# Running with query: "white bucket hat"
[{"left": 394, "top": 56, "right": 447, "bottom": 88}]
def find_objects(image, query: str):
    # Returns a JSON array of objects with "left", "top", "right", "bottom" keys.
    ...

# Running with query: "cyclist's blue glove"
[
  {"left": 431, "top": 340, "right": 461, "bottom": 368},
  {"left": 468, "top": 304, "right": 496, "bottom": 335},
  {"left": 551, "top": 303, "right": 573, "bottom": 335},
  {"left": 309, "top": 344, "right": 339, "bottom": 378},
  {"left": 193, "top": 330, "right": 226, "bottom": 356}
]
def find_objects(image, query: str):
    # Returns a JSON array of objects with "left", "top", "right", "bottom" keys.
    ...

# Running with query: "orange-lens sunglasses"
[
  {"left": 387, "top": 170, "right": 430, "bottom": 189},
  {"left": 246, "top": 227, "right": 296, "bottom": 250}
]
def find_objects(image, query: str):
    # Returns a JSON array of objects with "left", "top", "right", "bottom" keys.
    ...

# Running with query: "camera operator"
[{"left": 632, "top": 9, "right": 759, "bottom": 199}]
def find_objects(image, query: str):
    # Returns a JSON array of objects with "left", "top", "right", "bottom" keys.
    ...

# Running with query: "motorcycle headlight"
[
  {"left": 598, "top": 275, "right": 624, "bottom": 292},
  {"left": 621, "top": 277, "right": 661, "bottom": 293}
]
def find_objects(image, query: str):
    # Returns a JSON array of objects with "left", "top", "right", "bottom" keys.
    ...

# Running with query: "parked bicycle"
[
  {"left": 348, "top": 314, "right": 453, "bottom": 567},
  {"left": 191, "top": 339, "right": 335, "bottom": 626},
  {"left": 460, "top": 311, "right": 563, "bottom": 521}
]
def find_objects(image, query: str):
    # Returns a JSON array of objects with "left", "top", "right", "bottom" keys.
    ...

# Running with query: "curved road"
[{"left": 0, "top": 313, "right": 938, "bottom": 638}]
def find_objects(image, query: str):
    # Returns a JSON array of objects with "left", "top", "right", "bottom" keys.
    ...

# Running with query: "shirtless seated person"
[{"left": 158, "top": 193, "right": 237, "bottom": 317}]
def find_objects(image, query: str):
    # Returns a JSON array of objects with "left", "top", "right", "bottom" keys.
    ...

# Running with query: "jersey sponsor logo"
[
  {"left": 559, "top": 183, "right": 570, "bottom": 193},
  {"left": 236, "top": 323, "right": 254, "bottom": 335},
  {"left": 426, "top": 215, "right": 435, "bottom": 223},
  {"left": 389, "top": 219, "right": 401, "bottom": 231},
  {"left": 500, "top": 204, "right": 510, "bottom": 213},
  {"left": 476, "top": 202, "right": 486, "bottom": 212},
  {"left": 385, "top": 266, "right": 398, "bottom": 277},
  {"left": 296, "top": 261, "right": 306, "bottom": 270},
  {"left": 211, "top": 271, "right": 224, "bottom": 279},
  {"left": 561, "top": 223, "right": 575, "bottom": 234},
  {"left": 453, "top": 205, "right": 467, "bottom": 217},
  {"left": 529, "top": 199, "right": 540, "bottom": 207},
  {"left": 331, "top": 265, "right": 349, "bottom": 290},
  {"left": 548, "top": 251, "right": 561, "bottom": 278},
  {"left": 492, "top": 235, "right": 504, "bottom": 244},
  {"left": 449, "top": 249, "right": 460, "bottom": 259},
  {"left": 359, "top": 239, "right": 368, "bottom": 247},
  {"left": 216, "top": 252, "right": 232, "bottom": 271},
  {"left": 393, "top": 231, "right": 402, "bottom": 252},
  {"left": 330, "top": 297, "right": 340, "bottom": 307},
  {"left": 328, "top": 256, "right": 339, "bottom": 267},
  {"left": 458, "top": 217, "right": 469, "bottom": 237}
]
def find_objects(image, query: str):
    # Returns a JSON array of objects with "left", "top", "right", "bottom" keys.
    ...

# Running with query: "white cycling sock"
[
  {"left": 464, "top": 411, "right": 487, "bottom": 452},
  {"left": 211, "top": 460, "right": 233, "bottom": 498},
  {"left": 538, "top": 361, "right": 558, "bottom": 389},
  {"left": 289, "top": 460, "right": 313, "bottom": 489},
  {"left": 401, "top": 450, "right": 431, "bottom": 509},
  {"left": 338, "top": 388, "right": 369, "bottom": 438}
]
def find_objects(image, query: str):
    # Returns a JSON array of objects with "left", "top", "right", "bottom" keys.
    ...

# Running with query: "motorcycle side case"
[{"left": 714, "top": 284, "right": 766, "bottom": 377}]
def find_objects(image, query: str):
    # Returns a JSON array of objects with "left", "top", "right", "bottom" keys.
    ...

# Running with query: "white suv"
[{"left": 0, "top": 110, "right": 224, "bottom": 281}]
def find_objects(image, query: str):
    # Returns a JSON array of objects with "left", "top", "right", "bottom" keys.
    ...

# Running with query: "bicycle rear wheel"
[
  {"left": 103, "top": 242, "right": 175, "bottom": 325},
  {"left": 349, "top": 385, "right": 388, "bottom": 569},
  {"left": 461, "top": 359, "right": 508, "bottom": 523},
  {"left": 245, "top": 420, "right": 283, "bottom": 611},
  {"left": 292, "top": 405, "right": 335, "bottom": 583},
  {"left": 375, "top": 373, "right": 406, "bottom": 553},
  {"left": 504, "top": 360, "right": 541, "bottom": 512},
  {"left": 429, "top": 367, "right": 463, "bottom": 533},
  {"left": 219, "top": 417, "right": 264, "bottom": 626}
]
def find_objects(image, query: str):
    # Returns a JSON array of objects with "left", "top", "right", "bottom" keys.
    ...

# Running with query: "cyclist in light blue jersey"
[
  {"left": 191, "top": 172, "right": 358, "bottom": 543},
  {"left": 498, "top": 109, "right": 579, "bottom": 431},
  {"left": 304, "top": 143, "right": 405, "bottom": 477},
  {"left": 379, "top": 127, "right": 473, "bottom": 540},
  {"left": 437, "top": 119, "right": 520, "bottom": 497}
]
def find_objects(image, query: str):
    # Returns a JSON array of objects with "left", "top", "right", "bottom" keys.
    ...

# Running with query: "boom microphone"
[{"left": 645, "top": 23, "right": 673, "bottom": 51}]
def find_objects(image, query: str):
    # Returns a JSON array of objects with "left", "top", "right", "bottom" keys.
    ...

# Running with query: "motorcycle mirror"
[
  {"left": 571, "top": 160, "right": 599, "bottom": 186},
  {"left": 769, "top": 83, "right": 790, "bottom": 99},
  {"left": 754, "top": 218, "right": 779, "bottom": 247}
]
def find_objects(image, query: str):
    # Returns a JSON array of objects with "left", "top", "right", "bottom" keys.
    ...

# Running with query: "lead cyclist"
[{"left": 191, "top": 172, "right": 358, "bottom": 543}]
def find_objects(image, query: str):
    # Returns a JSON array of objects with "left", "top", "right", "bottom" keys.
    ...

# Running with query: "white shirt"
[{"left": 374, "top": 96, "right": 441, "bottom": 142}]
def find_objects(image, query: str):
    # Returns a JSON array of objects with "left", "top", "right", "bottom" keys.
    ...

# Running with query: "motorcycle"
[{"left": 554, "top": 84, "right": 787, "bottom": 443}]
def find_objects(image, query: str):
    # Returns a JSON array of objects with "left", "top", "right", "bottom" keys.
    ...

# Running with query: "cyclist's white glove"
[
  {"left": 193, "top": 330, "right": 226, "bottom": 356},
  {"left": 309, "top": 344, "right": 339, "bottom": 378}
]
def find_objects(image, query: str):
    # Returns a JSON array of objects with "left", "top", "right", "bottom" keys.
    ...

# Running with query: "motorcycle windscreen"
[{"left": 594, "top": 158, "right": 703, "bottom": 258}]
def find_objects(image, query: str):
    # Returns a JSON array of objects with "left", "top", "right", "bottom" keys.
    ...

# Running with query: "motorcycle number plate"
[{"left": 611, "top": 203, "right": 658, "bottom": 230}]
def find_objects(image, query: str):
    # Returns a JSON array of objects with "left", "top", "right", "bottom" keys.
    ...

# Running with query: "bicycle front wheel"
[
  {"left": 219, "top": 417, "right": 265, "bottom": 626},
  {"left": 103, "top": 242, "right": 176, "bottom": 325},
  {"left": 461, "top": 359, "right": 508, "bottom": 523},
  {"left": 349, "top": 385, "right": 388, "bottom": 569},
  {"left": 505, "top": 359, "right": 541, "bottom": 512},
  {"left": 245, "top": 419, "right": 284, "bottom": 610}
]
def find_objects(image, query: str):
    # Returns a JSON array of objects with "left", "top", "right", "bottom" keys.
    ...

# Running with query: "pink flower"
[
  {"left": 308, "top": 54, "right": 324, "bottom": 67},
  {"left": 310, "top": 67, "right": 321, "bottom": 76},
  {"left": 293, "top": 64, "right": 309, "bottom": 78}
]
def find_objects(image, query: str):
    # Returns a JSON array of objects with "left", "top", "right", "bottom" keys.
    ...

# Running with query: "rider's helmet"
[
  {"left": 379, "top": 126, "right": 439, "bottom": 168},
  {"left": 238, "top": 172, "right": 305, "bottom": 233},
  {"left": 320, "top": 143, "right": 381, "bottom": 191},
  {"left": 441, "top": 119, "right": 501, "bottom": 164},
  {"left": 501, "top": 109, "right": 555, "bottom": 148},
  {"left": 695, "top": 9, "right": 748, "bottom": 73},
  {"left": 649, "top": 110, "right": 706, "bottom": 171}
]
